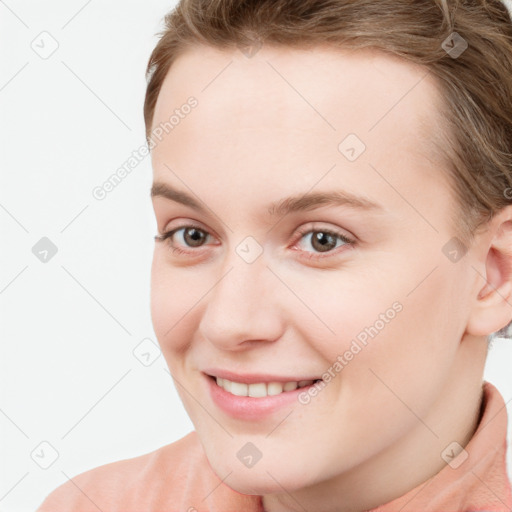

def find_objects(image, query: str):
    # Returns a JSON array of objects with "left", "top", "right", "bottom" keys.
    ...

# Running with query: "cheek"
[
  {"left": 304, "top": 249, "right": 465, "bottom": 399},
  {"left": 149, "top": 252, "right": 197, "bottom": 354},
  {"left": 337, "top": 264, "right": 465, "bottom": 423},
  {"left": 288, "top": 265, "right": 402, "bottom": 363}
]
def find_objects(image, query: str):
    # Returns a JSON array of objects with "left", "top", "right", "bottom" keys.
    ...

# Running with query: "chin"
[{"left": 210, "top": 456, "right": 317, "bottom": 496}]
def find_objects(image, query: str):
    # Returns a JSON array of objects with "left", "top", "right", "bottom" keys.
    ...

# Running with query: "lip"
[
  {"left": 203, "top": 368, "right": 322, "bottom": 384},
  {"left": 203, "top": 371, "right": 322, "bottom": 421}
]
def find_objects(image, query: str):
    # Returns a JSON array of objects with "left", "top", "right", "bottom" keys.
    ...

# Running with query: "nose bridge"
[
  {"left": 198, "top": 242, "right": 282, "bottom": 348},
  {"left": 209, "top": 243, "right": 269, "bottom": 318},
  {"left": 213, "top": 233, "right": 270, "bottom": 306}
]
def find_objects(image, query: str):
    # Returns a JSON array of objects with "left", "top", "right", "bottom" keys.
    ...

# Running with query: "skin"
[{"left": 148, "top": 44, "right": 512, "bottom": 512}]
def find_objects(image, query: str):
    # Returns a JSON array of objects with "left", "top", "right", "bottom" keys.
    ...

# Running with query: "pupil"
[
  {"left": 186, "top": 228, "right": 204, "bottom": 246},
  {"left": 313, "top": 232, "right": 336, "bottom": 252}
]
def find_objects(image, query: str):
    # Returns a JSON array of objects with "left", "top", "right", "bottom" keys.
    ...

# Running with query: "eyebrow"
[{"left": 150, "top": 181, "right": 384, "bottom": 217}]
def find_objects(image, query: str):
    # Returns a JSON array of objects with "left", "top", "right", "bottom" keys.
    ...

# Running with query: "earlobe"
[
  {"left": 467, "top": 280, "right": 512, "bottom": 337},
  {"left": 466, "top": 210, "right": 512, "bottom": 337}
]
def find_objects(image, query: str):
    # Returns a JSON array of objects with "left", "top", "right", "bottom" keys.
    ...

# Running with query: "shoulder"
[{"left": 35, "top": 431, "right": 202, "bottom": 512}]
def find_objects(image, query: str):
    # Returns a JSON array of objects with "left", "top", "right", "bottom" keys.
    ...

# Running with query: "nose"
[{"left": 198, "top": 252, "right": 284, "bottom": 351}]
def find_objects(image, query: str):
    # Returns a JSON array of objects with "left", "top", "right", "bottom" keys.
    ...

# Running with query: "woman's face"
[{"left": 149, "top": 44, "right": 484, "bottom": 500}]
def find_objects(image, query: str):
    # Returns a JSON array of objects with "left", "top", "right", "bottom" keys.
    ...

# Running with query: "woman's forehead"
[
  {"left": 150, "top": 45, "right": 450, "bottom": 221},
  {"left": 152, "top": 44, "right": 444, "bottom": 169}
]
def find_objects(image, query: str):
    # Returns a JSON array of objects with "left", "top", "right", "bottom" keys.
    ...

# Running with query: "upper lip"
[{"left": 203, "top": 368, "right": 322, "bottom": 384}]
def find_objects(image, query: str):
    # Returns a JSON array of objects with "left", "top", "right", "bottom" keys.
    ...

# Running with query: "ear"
[{"left": 466, "top": 205, "right": 512, "bottom": 337}]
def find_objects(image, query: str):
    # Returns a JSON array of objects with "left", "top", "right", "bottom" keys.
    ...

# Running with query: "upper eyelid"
[{"left": 160, "top": 220, "right": 215, "bottom": 239}]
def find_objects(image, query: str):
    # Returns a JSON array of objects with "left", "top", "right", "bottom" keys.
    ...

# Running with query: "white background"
[{"left": 1, "top": 1, "right": 512, "bottom": 510}]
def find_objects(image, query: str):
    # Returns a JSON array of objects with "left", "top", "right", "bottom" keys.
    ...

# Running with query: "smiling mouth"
[{"left": 208, "top": 375, "right": 322, "bottom": 398}]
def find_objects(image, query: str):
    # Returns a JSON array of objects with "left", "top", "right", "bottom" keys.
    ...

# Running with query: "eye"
[
  {"left": 291, "top": 224, "right": 355, "bottom": 260},
  {"left": 154, "top": 224, "right": 212, "bottom": 255},
  {"left": 154, "top": 222, "right": 356, "bottom": 260}
]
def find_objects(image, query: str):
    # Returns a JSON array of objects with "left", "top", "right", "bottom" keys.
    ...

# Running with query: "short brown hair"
[{"left": 144, "top": 0, "right": 512, "bottom": 253}]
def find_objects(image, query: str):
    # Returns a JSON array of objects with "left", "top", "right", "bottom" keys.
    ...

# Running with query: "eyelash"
[{"left": 154, "top": 223, "right": 355, "bottom": 261}]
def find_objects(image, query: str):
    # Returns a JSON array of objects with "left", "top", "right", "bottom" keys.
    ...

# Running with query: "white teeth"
[
  {"left": 267, "top": 382, "right": 284, "bottom": 395},
  {"left": 215, "top": 377, "right": 316, "bottom": 397},
  {"left": 230, "top": 381, "right": 248, "bottom": 397},
  {"left": 248, "top": 383, "right": 267, "bottom": 398}
]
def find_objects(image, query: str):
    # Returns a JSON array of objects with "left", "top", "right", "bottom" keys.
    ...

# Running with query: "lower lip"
[{"left": 205, "top": 374, "right": 320, "bottom": 420}]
